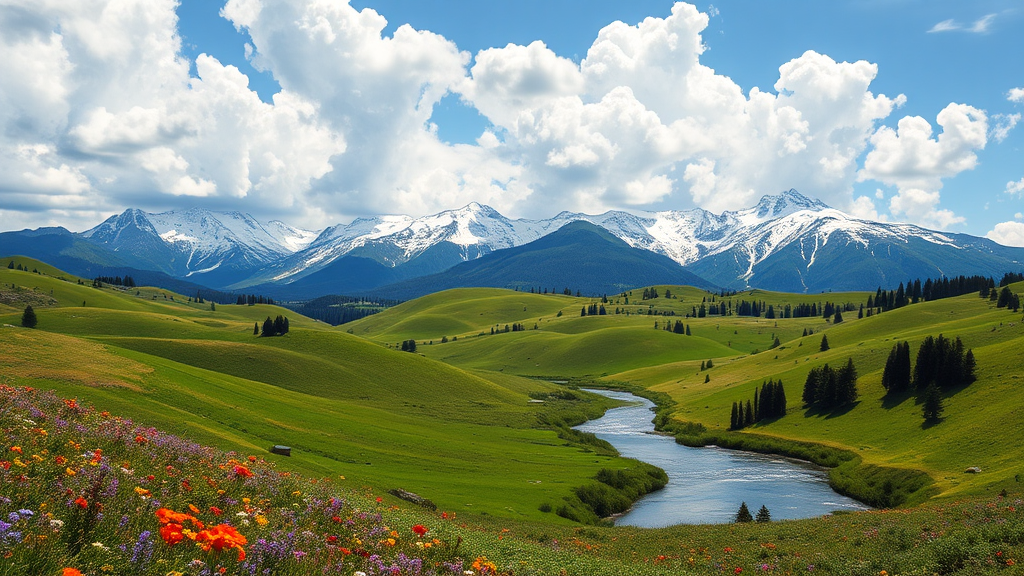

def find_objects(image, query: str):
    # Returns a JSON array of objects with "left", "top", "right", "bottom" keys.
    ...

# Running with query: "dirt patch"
[{"left": 0, "top": 287, "right": 59, "bottom": 308}]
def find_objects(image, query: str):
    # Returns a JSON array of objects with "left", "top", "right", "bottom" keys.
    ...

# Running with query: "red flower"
[
  {"left": 62, "top": 569, "right": 82, "bottom": 576},
  {"left": 74, "top": 497, "right": 88, "bottom": 509},
  {"left": 247, "top": 455, "right": 257, "bottom": 462},
  {"left": 233, "top": 465, "right": 254, "bottom": 478},
  {"left": 134, "top": 435, "right": 148, "bottom": 444},
  {"left": 159, "top": 523, "right": 185, "bottom": 546},
  {"left": 376, "top": 497, "right": 383, "bottom": 503},
  {"left": 195, "top": 523, "right": 247, "bottom": 561},
  {"left": 326, "top": 535, "right": 338, "bottom": 543},
  {"left": 339, "top": 547, "right": 351, "bottom": 555},
  {"left": 209, "top": 506, "right": 223, "bottom": 516},
  {"left": 412, "top": 524, "right": 429, "bottom": 537}
]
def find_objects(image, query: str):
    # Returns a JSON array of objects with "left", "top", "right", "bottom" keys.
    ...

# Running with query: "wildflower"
[
  {"left": 66, "top": 467, "right": 77, "bottom": 476},
  {"left": 50, "top": 519, "right": 65, "bottom": 530},
  {"left": 159, "top": 523, "right": 185, "bottom": 546},
  {"left": 74, "top": 497, "right": 88, "bottom": 509},
  {"left": 209, "top": 506, "right": 223, "bottom": 516},
  {"left": 134, "top": 435, "right": 147, "bottom": 444},
  {"left": 10, "top": 446, "right": 22, "bottom": 454},
  {"left": 135, "top": 487, "right": 151, "bottom": 498},
  {"left": 194, "top": 524, "right": 247, "bottom": 561},
  {"left": 233, "top": 465, "right": 253, "bottom": 478},
  {"left": 62, "top": 569, "right": 82, "bottom": 576},
  {"left": 412, "top": 524, "right": 429, "bottom": 537},
  {"left": 92, "top": 542, "right": 110, "bottom": 552}
]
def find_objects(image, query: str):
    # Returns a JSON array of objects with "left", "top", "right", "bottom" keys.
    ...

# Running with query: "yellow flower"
[
  {"left": 65, "top": 467, "right": 76, "bottom": 476},
  {"left": 255, "top": 515, "right": 268, "bottom": 526}
]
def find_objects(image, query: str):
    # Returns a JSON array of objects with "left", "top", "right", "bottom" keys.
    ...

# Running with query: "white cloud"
[
  {"left": 928, "top": 14, "right": 997, "bottom": 34},
  {"left": 459, "top": 3, "right": 900, "bottom": 215},
  {"left": 1010, "top": 87, "right": 1024, "bottom": 103},
  {"left": 0, "top": 1, "right": 992, "bottom": 232},
  {"left": 848, "top": 195, "right": 879, "bottom": 220},
  {"left": 969, "top": 14, "right": 997, "bottom": 33},
  {"left": 986, "top": 221, "right": 1024, "bottom": 247},
  {"left": 859, "top": 103, "right": 987, "bottom": 228},
  {"left": 1007, "top": 177, "right": 1024, "bottom": 197},
  {"left": 991, "top": 113, "right": 1020, "bottom": 142},
  {"left": 928, "top": 19, "right": 960, "bottom": 33}
]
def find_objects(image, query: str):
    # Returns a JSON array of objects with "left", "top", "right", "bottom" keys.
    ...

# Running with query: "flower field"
[{"left": 0, "top": 385, "right": 482, "bottom": 576}]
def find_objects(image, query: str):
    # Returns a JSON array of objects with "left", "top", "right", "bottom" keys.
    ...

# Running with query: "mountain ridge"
[{"left": 4, "top": 190, "right": 1023, "bottom": 296}]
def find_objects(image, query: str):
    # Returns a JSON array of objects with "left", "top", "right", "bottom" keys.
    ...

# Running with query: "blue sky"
[{"left": 1, "top": 0, "right": 1022, "bottom": 243}]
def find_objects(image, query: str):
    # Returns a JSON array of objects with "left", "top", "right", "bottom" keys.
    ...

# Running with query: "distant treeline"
[
  {"left": 93, "top": 275, "right": 136, "bottom": 287},
  {"left": 287, "top": 294, "right": 401, "bottom": 326},
  {"left": 872, "top": 273, "right": 1022, "bottom": 314},
  {"left": 235, "top": 294, "right": 276, "bottom": 306}
]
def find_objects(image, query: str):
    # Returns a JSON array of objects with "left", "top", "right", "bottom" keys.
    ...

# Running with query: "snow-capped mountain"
[
  {"left": 11, "top": 190, "right": 1022, "bottom": 295},
  {"left": 236, "top": 189, "right": 1022, "bottom": 294},
  {"left": 82, "top": 208, "right": 319, "bottom": 287}
]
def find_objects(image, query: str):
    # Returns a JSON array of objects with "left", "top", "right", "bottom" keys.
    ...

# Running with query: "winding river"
[{"left": 574, "top": 389, "right": 868, "bottom": 527}]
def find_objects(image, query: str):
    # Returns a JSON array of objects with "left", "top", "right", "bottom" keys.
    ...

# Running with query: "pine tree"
[
  {"left": 21, "top": 305, "right": 37, "bottom": 329},
  {"left": 700, "top": 360, "right": 706, "bottom": 371},
  {"left": 833, "top": 309, "right": 843, "bottom": 324},
  {"left": 820, "top": 334, "right": 830, "bottom": 351},
  {"left": 837, "top": 357, "right": 859, "bottom": 405},
  {"left": 253, "top": 322, "right": 259, "bottom": 335},
  {"left": 922, "top": 384, "right": 943, "bottom": 422},
  {"left": 755, "top": 505, "right": 771, "bottom": 523},
  {"left": 705, "top": 373, "right": 710, "bottom": 384},
  {"left": 743, "top": 400, "right": 753, "bottom": 425},
  {"left": 735, "top": 502, "right": 753, "bottom": 523},
  {"left": 262, "top": 316, "right": 275, "bottom": 337},
  {"left": 6, "top": 261, "right": 12, "bottom": 269},
  {"left": 706, "top": 359, "right": 714, "bottom": 369},
  {"left": 731, "top": 402, "right": 740, "bottom": 430}
]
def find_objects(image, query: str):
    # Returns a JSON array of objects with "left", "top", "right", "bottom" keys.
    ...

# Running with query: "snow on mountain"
[
  {"left": 83, "top": 208, "right": 320, "bottom": 282},
  {"left": 250, "top": 189, "right": 979, "bottom": 289}
]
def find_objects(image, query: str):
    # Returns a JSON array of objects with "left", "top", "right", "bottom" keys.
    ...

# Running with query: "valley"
[{"left": 3, "top": 253, "right": 1024, "bottom": 574}]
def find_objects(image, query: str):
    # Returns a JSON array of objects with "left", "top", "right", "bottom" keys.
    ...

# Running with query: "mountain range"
[{"left": 2, "top": 190, "right": 1022, "bottom": 298}]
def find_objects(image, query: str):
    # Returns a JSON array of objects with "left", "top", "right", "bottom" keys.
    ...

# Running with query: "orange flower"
[
  {"left": 156, "top": 508, "right": 204, "bottom": 529},
  {"left": 10, "top": 446, "right": 22, "bottom": 454},
  {"left": 62, "top": 569, "right": 82, "bottom": 576},
  {"left": 195, "top": 524, "right": 247, "bottom": 561},
  {"left": 209, "top": 506, "right": 223, "bottom": 516},
  {"left": 232, "top": 465, "right": 253, "bottom": 478},
  {"left": 159, "top": 523, "right": 185, "bottom": 546},
  {"left": 74, "top": 497, "right": 88, "bottom": 509}
]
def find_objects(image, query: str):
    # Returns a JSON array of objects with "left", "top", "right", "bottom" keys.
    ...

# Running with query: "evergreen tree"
[
  {"left": 755, "top": 505, "right": 771, "bottom": 523},
  {"left": 253, "top": 322, "right": 259, "bottom": 336},
  {"left": 881, "top": 342, "right": 912, "bottom": 393},
  {"left": 6, "top": 261, "right": 12, "bottom": 269},
  {"left": 706, "top": 359, "right": 714, "bottom": 369},
  {"left": 283, "top": 317, "right": 290, "bottom": 334},
  {"left": 922, "top": 384, "right": 943, "bottom": 422},
  {"left": 210, "top": 302, "right": 216, "bottom": 312},
  {"left": 833, "top": 309, "right": 843, "bottom": 324},
  {"left": 735, "top": 502, "right": 753, "bottom": 523},
  {"left": 753, "top": 388, "right": 759, "bottom": 421},
  {"left": 820, "top": 334, "right": 830, "bottom": 351},
  {"left": 730, "top": 402, "right": 740, "bottom": 430},
  {"left": 837, "top": 357, "right": 859, "bottom": 405},
  {"left": 262, "top": 316, "right": 275, "bottom": 337},
  {"left": 685, "top": 324, "right": 691, "bottom": 336},
  {"left": 21, "top": 305, "right": 37, "bottom": 328},
  {"left": 705, "top": 374, "right": 711, "bottom": 384},
  {"left": 700, "top": 360, "right": 706, "bottom": 371},
  {"left": 743, "top": 400, "right": 753, "bottom": 425}
]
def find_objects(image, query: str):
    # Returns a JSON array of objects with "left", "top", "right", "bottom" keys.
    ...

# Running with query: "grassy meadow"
[{"left": 4, "top": 254, "right": 1024, "bottom": 574}]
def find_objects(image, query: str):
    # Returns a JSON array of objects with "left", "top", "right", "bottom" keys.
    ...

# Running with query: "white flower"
[
  {"left": 354, "top": 572, "right": 367, "bottom": 576},
  {"left": 236, "top": 511, "right": 249, "bottom": 517},
  {"left": 91, "top": 542, "right": 109, "bottom": 552},
  {"left": 49, "top": 519, "right": 64, "bottom": 529}
]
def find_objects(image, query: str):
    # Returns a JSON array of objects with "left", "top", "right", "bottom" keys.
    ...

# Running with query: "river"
[{"left": 574, "top": 389, "right": 868, "bottom": 527}]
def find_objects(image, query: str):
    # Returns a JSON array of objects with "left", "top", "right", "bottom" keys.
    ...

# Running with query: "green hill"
[{"left": 0, "top": 259, "right": 647, "bottom": 523}]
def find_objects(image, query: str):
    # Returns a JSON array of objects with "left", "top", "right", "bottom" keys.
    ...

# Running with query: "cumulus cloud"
[
  {"left": 859, "top": 103, "right": 987, "bottom": 229},
  {"left": 0, "top": 1, "right": 992, "bottom": 232},
  {"left": 1007, "top": 177, "right": 1024, "bottom": 197},
  {"left": 986, "top": 221, "right": 1024, "bottom": 247},
  {"left": 1010, "top": 87, "right": 1024, "bottom": 103},
  {"left": 459, "top": 3, "right": 901, "bottom": 215},
  {"left": 0, "top": 0, "right": 344, "bottom": 230},
  {"left": 991, "top": 113, "right": 1020, "bottom": 142}
]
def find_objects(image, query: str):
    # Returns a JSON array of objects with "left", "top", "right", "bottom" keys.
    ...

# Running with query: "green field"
[{"left": 5, "top": 254, "right": 1024, "bottom": 574}]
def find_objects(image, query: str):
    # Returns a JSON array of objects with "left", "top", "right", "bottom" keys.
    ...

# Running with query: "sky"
[{"left": 0, "top": 0, "right": 1022, "bottom": 246}]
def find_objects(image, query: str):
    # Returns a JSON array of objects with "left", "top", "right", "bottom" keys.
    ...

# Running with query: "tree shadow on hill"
[
  {"left": 921, "top": 417, "right": 944, "bottom": 430},
  {"left": 802, "top": 401, "right": 860, "bottom": 420},
  {"left": 880, "top": 390, "right": 914, "bottom": 410}
]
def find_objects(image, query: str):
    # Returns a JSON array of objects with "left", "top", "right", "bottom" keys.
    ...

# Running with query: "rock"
[
  {"left": 965, "top": 467, "right": 982, "bottom": 474},
  {"left": 388, "top": 488, "right": 437, "bottom": 510}
]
